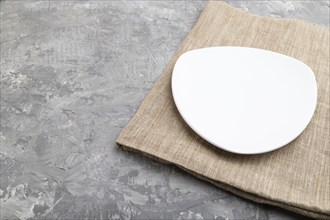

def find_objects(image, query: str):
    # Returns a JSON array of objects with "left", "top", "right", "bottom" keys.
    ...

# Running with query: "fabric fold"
[{"left": 116, "top": 1, "right": 330, "bottom": 219}]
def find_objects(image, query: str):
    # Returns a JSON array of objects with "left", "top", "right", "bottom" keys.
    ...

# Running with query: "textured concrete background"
[{"left": 0, "top": 1, "right": 329, "bottom": 219}]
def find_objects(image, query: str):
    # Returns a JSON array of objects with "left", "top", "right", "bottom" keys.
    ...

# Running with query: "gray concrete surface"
[{"left": 1, "top": 1, "right": 329, "bottom": 219}]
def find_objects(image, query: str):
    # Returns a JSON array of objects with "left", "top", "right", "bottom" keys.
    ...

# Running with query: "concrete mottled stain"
[{"left": 0, "top": 1, "right": 328, "bottom": 219}]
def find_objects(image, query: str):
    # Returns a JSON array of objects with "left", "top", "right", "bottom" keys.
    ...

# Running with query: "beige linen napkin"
[{"left": 116, "top": 1, "right": 330, "bottom": 219}]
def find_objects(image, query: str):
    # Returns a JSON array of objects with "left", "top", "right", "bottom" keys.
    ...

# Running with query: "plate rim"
[{"left": 171, "top": 46, "right": 318, "bottom": 154}]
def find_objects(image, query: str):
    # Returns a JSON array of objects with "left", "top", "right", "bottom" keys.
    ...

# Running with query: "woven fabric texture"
[{"left": 116, "top": 1, "right": 330, "bottom": 219}]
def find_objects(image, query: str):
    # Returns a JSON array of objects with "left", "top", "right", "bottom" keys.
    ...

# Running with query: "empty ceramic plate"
[{"left": 171, "top": 47, "right": 317, "bottom": 154}]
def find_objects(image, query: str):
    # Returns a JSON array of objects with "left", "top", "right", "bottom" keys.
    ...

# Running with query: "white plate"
[{"left": 171, "top": 47, "right": 317, "bottom": 154}]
